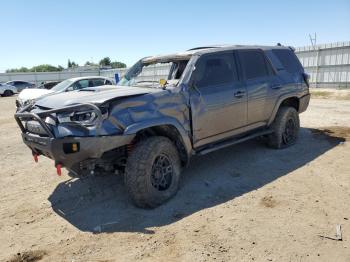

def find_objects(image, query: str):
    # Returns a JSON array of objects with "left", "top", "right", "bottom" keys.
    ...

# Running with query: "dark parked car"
[
  {"left": 15, "top": 45, "right": 310, "bottom": 208},
  {"left": 6, "top": 80, "right": 35, "bottom": 92},
  {"left": 38, "top": 81, "right": 61, "bottom": 89}
]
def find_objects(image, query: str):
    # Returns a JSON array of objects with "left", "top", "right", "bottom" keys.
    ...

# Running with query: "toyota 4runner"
[{"left": 15, "top": 45, "right": 310, "bottom": 208}]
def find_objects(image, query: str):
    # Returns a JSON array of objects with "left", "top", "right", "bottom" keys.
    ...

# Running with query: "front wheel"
[
  {"left": 2, "top": 90, "right": 14, "bottom": 97},
  {"left": 125, "top": 136, "right": 181, "bottom": 208},
  {"left": 267, "top": 107, "right": 300, "bottom": 149}
]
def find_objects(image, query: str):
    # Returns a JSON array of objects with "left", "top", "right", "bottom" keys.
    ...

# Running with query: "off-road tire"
[
  {"left": 3, "top": 90, "right": 13, "bottom": 97},
  {"left": 267, "top": 107, "right": 300, "bottom": 149},
  {"left": 125, "top": 136, "right": 181, "bottom": 208}
]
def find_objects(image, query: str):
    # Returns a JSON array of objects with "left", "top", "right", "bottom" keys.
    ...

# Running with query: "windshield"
[
  {"left": 118, "top": 59, "right": 189, "bottom": 88},
  {"left": 50, "top": 79, "right": 73, "bottom": 92}
]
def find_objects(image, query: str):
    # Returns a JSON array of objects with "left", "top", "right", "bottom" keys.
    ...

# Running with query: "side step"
[{"left": 196, "top": 129, "right": 273, "bottom": 155}]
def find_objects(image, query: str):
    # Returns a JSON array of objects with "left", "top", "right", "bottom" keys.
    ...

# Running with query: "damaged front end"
[{"left": 14, "top": 103, "right": 135, "bottom": 176}]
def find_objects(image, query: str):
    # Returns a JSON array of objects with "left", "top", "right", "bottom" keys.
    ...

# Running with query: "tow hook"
[
  {"left": 55, "top": 163, "right": 62, "bottom": 176},
  {"left": 32, "top": 152, "right": 39, "bottom": 163}
]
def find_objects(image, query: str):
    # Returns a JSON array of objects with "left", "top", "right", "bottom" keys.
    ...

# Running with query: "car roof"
[
  {"left": 142, "top": 44, "right": 294, "bottom": 63},
  {"left": 68, "top": 76, "right": 112, "bottom": 81},
  {"left": 191, "top": 44, "right": 294, "bottom": 54}
]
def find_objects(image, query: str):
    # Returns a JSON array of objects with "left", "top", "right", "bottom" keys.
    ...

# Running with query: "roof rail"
[{"left": 187, "top": 46, "right": 221, "bottom": 51}]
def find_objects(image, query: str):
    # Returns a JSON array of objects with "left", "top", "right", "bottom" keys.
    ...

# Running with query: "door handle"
[{"left": 234, "top": 90, "right": 245, "bottom": 98}]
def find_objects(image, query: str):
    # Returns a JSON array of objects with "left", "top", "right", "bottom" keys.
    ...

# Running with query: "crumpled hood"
[
  {"left": 18, "top": 88, "right": 53, "bottom": 101},
  {"left": 35, "top": 85, "right": 161, "bottom": 109}
]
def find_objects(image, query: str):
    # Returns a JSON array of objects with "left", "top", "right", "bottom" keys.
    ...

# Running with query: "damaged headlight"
[
  {"left": 57, "top": 110, "right": 99, "bottom": 126},
  {"left": 55, "top": 106, "right": 108, "bottom": 126}
]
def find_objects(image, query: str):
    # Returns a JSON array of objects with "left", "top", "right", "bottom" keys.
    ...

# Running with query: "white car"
[
  {"left": 0, "top": 83, "right": 18, "bottom": 97},
  {"left": 16, "top": 76, "right": 115, "bottom": 108}
]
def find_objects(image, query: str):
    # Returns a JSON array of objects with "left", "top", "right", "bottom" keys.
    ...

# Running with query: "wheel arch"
[
  {"left": 268, "top": 95, "right": 300, "bottom": 126},
  {"left": 123, "top": 118, "right": 193, "bottom": 166}
]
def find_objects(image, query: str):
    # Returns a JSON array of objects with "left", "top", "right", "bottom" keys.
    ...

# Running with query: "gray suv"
[{"left": 15, "top": 45, "right": 310, "bottom": 208}]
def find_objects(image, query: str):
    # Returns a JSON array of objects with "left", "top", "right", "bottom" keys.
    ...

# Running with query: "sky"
[{"left": 1, "top": 0, "right": 349, "bottom": 72}]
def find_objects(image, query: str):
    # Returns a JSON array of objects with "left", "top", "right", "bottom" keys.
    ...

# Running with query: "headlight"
[
  {"left": 20, "top": 99, "right": 36, "bottom": 107},
  {"left": 57, "top": 110, "right": 98, "bottom": 126},
  {"left": 26, "top": 99, "right": 36, "bottom": 105}
]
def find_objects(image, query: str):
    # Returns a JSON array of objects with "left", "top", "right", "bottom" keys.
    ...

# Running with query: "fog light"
[
  {"left": 72, "top": 143, "right": 78, "bottom": 152},
  {"left": 63, "top": 143, "right": 80, "bottom": 154}
]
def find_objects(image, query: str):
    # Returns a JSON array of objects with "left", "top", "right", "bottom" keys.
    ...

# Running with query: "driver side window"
[{"left": 193, "top": 52, "right": 238, "bottom": 88}]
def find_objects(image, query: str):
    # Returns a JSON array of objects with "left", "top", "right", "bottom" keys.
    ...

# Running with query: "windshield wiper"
[{"left": 133, "top": 80, "right": 162, "bottom": 89}]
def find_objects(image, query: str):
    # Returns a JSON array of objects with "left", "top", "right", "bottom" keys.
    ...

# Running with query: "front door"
[{"left": 189, "top": 51, "right": 247, "bottom": 148}]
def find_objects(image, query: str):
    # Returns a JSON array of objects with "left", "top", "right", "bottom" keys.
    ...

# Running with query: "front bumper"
[
  {"left": 15, "top": 103, "right": 134, "bottom": 169},
  {"left": 21, "top": 133, "right": 133, "bottom": 168}
]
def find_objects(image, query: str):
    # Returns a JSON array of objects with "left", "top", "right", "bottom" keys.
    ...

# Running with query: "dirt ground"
[{"left": 1, "top": 91, "right": 350, "bottom": 262}]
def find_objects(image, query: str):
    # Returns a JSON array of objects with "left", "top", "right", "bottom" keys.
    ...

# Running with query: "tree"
[
  {"left": 6, "top": 67, "right": 30, "bottom": 73},
  {"left": 67, "top": 59, "right": 78, "bottom": 68},
  {"left": 6, "top": 64, "right": 64, "bottom": 73},
  {"left": 31, "top": 64, "right": 62, "bottom": 72},
  {"left": 85, "top": 61, "right": 98, "bottom": 66},
  {"left": 99, "top": 57, "right": 111, "bottom": 66},
  {"left": 111, "top": 61, "right": 127, "bottom": 68}
]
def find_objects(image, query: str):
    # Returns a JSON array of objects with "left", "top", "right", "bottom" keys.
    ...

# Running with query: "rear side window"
[
  {"left": 91, "top": 79, "right": 105, "bottom": 87},
  {"left": 193, "top": 52, "right": 238, "bottom": 88},
  {"left": 272, "top": 49, "right": 302, "bottom": 73},
  {"left": 238, "top": 50, "right": 272, "bottom": 80}
]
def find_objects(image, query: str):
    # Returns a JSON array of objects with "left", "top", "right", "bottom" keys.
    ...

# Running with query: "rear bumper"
[
  {"left": 22, "top": 133, "right": 134, "bottom": 168},
  {"left": 299, "top": 93, "right": 311, "bottom": 113}
]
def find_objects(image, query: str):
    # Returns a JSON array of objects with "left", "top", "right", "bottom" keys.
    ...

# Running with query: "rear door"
[
  {"left": 90, "top": 78, "right": 106, "bottom": 87},
  {"left": 15, "top": 81, "right": 27, "bottom": 92},
  {"left": 189, "top": 51, "right": 247, "bottom": 146},
  {"left": 237, "top": 49, "right": 280, "bottom": 125}
]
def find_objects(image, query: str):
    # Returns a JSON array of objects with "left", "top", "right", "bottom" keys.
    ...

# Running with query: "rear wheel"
[
  {"left": 125, "top": 136, "right": 181, "bottom": 208},
  {"left": 2, "top": 90, "right": 13, "bottom": 97},
  {"left": 267, "top": 107, "right": 300, "bottom": 149}
]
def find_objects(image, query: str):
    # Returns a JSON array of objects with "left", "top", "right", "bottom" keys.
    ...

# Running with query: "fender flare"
[
  {"left": 123, "top": 117, "right": 193, "bottom": 158},
  {"left": 267, "top": 94, "right": 300, "bottom": 126}
]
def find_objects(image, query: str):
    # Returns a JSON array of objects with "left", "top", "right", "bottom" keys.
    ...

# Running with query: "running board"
[{"left": 196, "top": 129, "right": 273, "bottom": 155}]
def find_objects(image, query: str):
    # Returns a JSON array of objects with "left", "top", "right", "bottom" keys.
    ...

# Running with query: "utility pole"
[
  {"left": 309, "top": 33, "right": 318, "bottom": 88},
  {"left": 309, "top": 33, "right": 317, "bottom": 49}
]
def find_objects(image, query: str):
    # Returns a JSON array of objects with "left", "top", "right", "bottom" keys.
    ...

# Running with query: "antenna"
[{"left": 309, "top": 33, "right": 317, "bottom": 49}]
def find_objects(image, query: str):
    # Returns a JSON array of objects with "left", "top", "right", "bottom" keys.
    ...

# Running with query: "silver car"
[
  {"left": 16, "top": 76, "right": 115, "bottom": 108},
  {"left": 0, "top": 83, "right": 18, "bottom": 97},
  {"left": 5, "top": 80, "right": 35, "bottom": 92}
]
